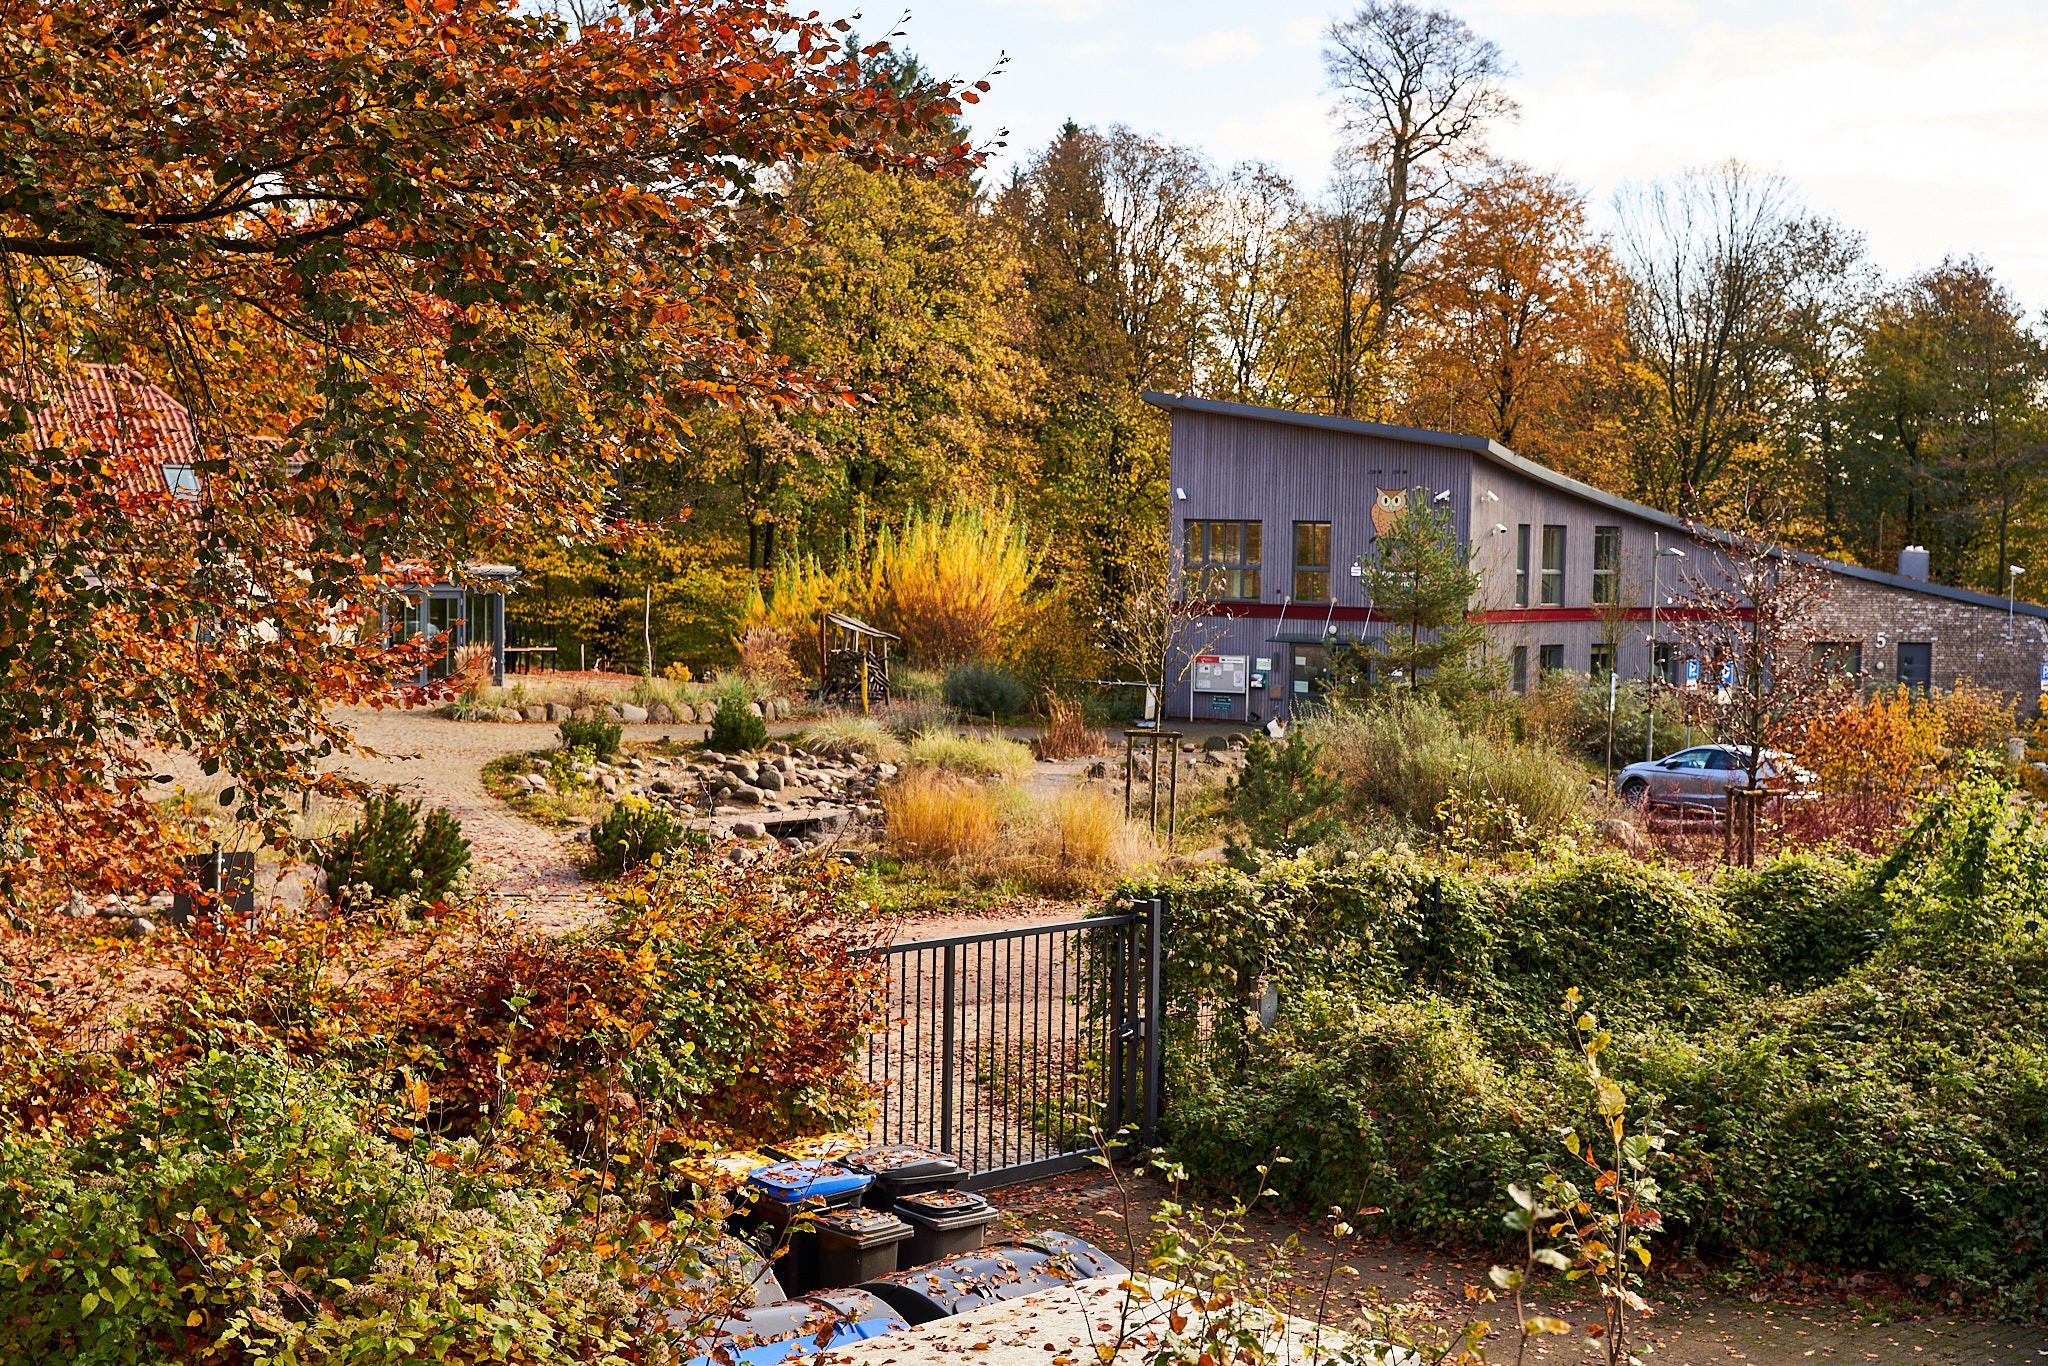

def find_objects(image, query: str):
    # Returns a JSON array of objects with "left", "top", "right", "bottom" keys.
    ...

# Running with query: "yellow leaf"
[
  {"left": 628, "top": 1022, "right": 655, "bottom": 1047},
  {"left": 188, "top": 1310, "right": 205, "bottom": 1327}
]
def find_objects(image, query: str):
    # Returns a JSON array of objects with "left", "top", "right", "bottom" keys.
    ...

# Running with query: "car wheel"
[{"left": 1619, "top": 778, "right": 1650, "bottom": 809}]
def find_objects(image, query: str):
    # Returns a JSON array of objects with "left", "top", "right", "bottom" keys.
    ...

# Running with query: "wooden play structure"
[{"left": 819, "top": 612, "right": 897, "bottom": 712}]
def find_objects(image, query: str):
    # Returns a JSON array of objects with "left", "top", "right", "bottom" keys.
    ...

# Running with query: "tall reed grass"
[
  {"left": 1302, "top": 698, "right": 1587, "bottom": 838},
  {"left": 905, "top": 730, "right": 1035, "bottom": 780},
  {"left": 880, "top": 770, "right": 1000, "bottom": 862}
]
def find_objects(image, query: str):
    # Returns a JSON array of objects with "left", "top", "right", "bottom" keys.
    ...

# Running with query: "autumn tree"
[
  {"left": 1615, "top": 161, "right": 1798, "bottom": 516},
  {"left": 1398, "top": 163, "right": 1631, "bottom": 484},
  {"left": 1320, "top": 0, "right": 1517, "bottom": 418},
  {"left": 0, "top": 0, "right": 976, "bottom": 895}
]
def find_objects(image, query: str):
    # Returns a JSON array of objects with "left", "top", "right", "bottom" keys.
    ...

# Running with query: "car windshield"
[{"left": 1666, "top": 749, "right": 1711, "bottom": 769}]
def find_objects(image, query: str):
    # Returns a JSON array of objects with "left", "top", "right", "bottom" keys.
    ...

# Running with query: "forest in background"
[{"left": 512, "top": 5, "right": 2048, "bottom": 681}]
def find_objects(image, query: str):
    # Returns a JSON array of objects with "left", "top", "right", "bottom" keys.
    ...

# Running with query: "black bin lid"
[
  {"left": 842, "top": 1144, "right": 964, "bottom": 1181},
  {"left": 682, "top": 1287, "right": 907, "bottom": 1363},
  {"left": 813, "top": 1207, "right": 913, "bottom": 1248},
  {"left": 894, "top": 1188, "right": 992, "bottom": 1220}
]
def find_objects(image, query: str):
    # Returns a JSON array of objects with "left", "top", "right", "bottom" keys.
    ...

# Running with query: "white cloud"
[{"left": 1160, "top": 28, "right": 1263, "bottom": 69}]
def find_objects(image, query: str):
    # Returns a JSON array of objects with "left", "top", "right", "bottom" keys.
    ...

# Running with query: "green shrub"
[
  {"left": 1304, "top": 698, "right": 1587, "bottom": 847},
  {"left": 1718, "top": 851, "right": 1882, "bottom": 989},
  {"left": 708, "top": 693, "right": 769, "bottom": 752},
  {"left": 316, "top": 793, "right": 472, "bottom": 907},
  {"left": 891, "top": 665, "right": 943, "bottom": 702},
  {"left": 801, "top": 714, "right": 908, "bottom": 763},
  {"left": 557, "top": 716, "right": 622, "bottom": 757},
  {"left": 588, "top": 795, "right": 689, "bottom": 877},
  {"left": 1222, "top": 731, "right": 1343, "bottom": 865},
  {"left": 941, "top": 662, "right": 1029, "bottom": 719},
  {"left": 0, "top": 1052, "right": 696, "bottom": 1363},
  {"left": 1165, "top": 989, "right": 1562, "bottom": 1240}
]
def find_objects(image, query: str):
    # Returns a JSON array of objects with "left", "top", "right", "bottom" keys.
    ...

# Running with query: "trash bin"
[
  {"left": 683, "top": 1287, "right": 908, "bottom": 1366},
  {"left": 740, "top": 1161, "right": 875, "bottom": 1295},
  {"left": 842, "top": 1144, "right": 968, "bottom": 1209},
  {"left": 171, "top": 850, "right": 256, "bottom": 922},
  {"left": 855, "top": 1231, "right": 1127, "bottom": 1325},
  {"left": 811, "top": 1208, "right": 913, "bottom": 1289},
  {"left": 894, "top": 1189, "right": 1000, "bottom": 1267},
  {"left": 664, "top": 1235, "right": 786, "bottom": 1313}
]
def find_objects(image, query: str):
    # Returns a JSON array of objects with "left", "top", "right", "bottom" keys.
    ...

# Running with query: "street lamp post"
[{"left": 1646, "top": 537, "right": 1688, "bottom": 763}]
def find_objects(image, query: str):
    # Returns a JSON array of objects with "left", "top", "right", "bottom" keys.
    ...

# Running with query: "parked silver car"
[{"left": 1615, "top": 744, "right": 1811, "bottom": 812}]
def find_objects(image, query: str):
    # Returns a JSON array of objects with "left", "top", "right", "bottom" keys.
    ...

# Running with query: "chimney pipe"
[{"left": 1897, "top": 545, "right": 1930, "bottom": 582}]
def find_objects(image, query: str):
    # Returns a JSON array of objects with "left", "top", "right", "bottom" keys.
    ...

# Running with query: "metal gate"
[{"left": 855, "top": 900, "right": 1163, "bottom": 1189}]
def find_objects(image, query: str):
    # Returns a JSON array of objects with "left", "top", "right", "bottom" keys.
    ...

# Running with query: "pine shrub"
[
  {"left": 587, "top": 795, "right": 687, "bottom": 877},
  {"left": 942, "top": 663, "right": 1028, "bottom": 719},
  {"left": 317, "top": 794, "right": 472, "bottom": 907},
  {"left": 708, "top": 693, "right": 768, "bottom": 753},
  {"left": 558, "top": 717, "right": 622, "bottom": 758}
]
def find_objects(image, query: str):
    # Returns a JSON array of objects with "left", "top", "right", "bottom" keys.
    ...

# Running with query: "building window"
[
  {"left": 1540, "top": 525, "right": 1566, "bottom": 606},
  {"left": 1184, "top": 520, "right": 1262, "bottom": 600},
  {"left": 161, "top": 464, "right": 202, "bottom": 500},
  {"left": 1510, "top": 645, "right": 1528, "bottom": 693},
  {"left": 1592, "top": 526, "right": 1621, "bottom": 605},
  {"left": 1538, "top": 643, "right": 1565, "bottom": 674},
  {"left": 1652, "top": 643, "right": 1676, "bottom": 685},
  {"left": 1590, "top": 643, "right": 1615, "bottom": 678},
  {"left": 1813, "top": 642, "right": 1863, "bottom": 677},
  {"left": 1514, "top": 524, "right": 1530, "bottom": 607},
  {"left": 1293, "top": 521, "right": 1331, "bottom": 602}
]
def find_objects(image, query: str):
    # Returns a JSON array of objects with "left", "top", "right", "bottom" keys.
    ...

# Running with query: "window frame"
[
  {"left": 1514, "top": 524, "right": 1531, "bottom": 607},
  {"left": 1591, "top": 526, "right": 1621, "bottom": 605},
  {"left": 1589, "top": 642, "right": 1616, "bottom": 678},
  {"left": 1292, "top": 520, "right": 1332, "bottom": 603},
  {"left": 1510, "top": 644, "right": 1528, "bottom": 694},
  {"left": 1537, "top": 642, "right": 1565, "bottom": 674},
  {"left": 1184, "top": 519, "right": 1263, "bottom": 602},
  {"left": 1813, "top": 641, "right": 1863, "bottom": 677},
  {"left": 1540, "top": 525, "right": 1566, "bottom": 606}
]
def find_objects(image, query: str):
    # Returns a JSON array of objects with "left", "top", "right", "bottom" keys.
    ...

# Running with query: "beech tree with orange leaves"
[{"left": 0, "top": 0, "right": 980, "bottom": 899}]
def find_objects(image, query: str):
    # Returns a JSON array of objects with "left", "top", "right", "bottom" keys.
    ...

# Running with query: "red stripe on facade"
[{"left": 1176, "top": 602, "right": 1753, "bottom": 623}]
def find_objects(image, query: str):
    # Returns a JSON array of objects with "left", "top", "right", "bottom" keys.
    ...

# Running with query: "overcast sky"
[{"left": 892, "top": 0, "right": 2048, "bottom": 312}]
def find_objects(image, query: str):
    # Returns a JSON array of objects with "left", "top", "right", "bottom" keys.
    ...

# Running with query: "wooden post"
[
  {"left": 1168, "top": 741, "right": 1179, "bottom": 848},
  {"left": 1124, "top": 732, "right": 1135, "bottom": 819},
  {"left": 1148, "top": 732, "right": 1161, "bottom": 832}
]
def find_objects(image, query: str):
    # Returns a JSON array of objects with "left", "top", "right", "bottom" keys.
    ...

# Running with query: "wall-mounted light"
[
  {"left": 1480, "top": 490, "right": 1500, "bottom": 503},
  {"left": 1175, "top": 487, "right": 1186, "bottom": 501},
  {"left": 1492, "top": 523, "right": 1508, "bottom": 535},
  {"left": 1432, "top": 489, "right": 1451, "bottom": 503}
]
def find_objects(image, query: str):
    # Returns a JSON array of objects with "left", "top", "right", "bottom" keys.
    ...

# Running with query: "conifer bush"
[
  {"left": 587, "top": 795, "right": 687, "bottom": 877},
  {"left": 708, "top": 693, "right": 768, "bottom": 752},
  {"left": 316, "top": 794, "right": 473, "bottom": 908},
  {"left": 557, "top": 716, "right": 622, "bottom": 758}
]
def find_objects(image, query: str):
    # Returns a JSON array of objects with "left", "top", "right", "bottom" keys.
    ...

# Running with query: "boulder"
[
  {"left": 731, "top": 820, "right": 768, "bottom": 840},
  {"left": 1228, "top": 733, "right": 1249, "bottom": 749},
  {"left": 498, "top": 707, "right": 526, "bottom": 723},
  {"left": 619, "top": 703, "right": 650, "bottom": 724},
  {"left": 746, "top": 701, "right": 765, "bottom": 719},
  {"left": 770, "top": 741, "right": 793, "bottom": 757},
  {"left": 757, "top": 767, "right": 786, "bottom": 792},
  {"left": 1202, "top": 735, "right": 1230, "bottom": 752},
  {"left": 570, "top": 706, "right": 596, "bottom": 722},
  {"left": 874, "top": 762, "right": 898, "bottom": 781},
  {"left": 603, "top": 705, "right": 625, "bottom": 722},
  {"left": 546, "top": 703, "right": 569, "bottom": 722},
  {"left": 127, "top": 917, "right": 154, "bottom": 939},
  {"left": 724, "top": 760, "right": 758, "bottom": 782},
  {"left": 648, "top": 701, "right": 675, "bottom": 725},
  {"left": 698, "top": 703, "right": 720, "bottom": 725},
  {"left": 651, "top": 778, "right": 680, "bottom": 795},
  {"left": 1084, "top": 760, "right": 1108, "bottom": 779},
  {"left": 726, "top": 786, "right": 764, "bottom": 807},
  {"left": 1598, "top": 817, "right": 1650, "bottom": 857}
]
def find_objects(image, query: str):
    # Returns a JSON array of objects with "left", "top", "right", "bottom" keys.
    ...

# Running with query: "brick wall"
[{"left": 1809, "top": 574, "right": 2048, "bottom": 712}]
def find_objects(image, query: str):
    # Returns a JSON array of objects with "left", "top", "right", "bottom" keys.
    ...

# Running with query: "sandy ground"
[{"left": 994, "top": 1171, "right": 2048, "bottom": 1366}]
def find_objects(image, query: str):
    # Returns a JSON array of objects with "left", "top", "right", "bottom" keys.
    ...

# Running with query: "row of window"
[
  {"left": 1508, "top": 640, "right": 1879, "bottom": 692},
  {"left": 1185, "top": 518, "right": 1336, "bottom": 603},
  {"left": 1511, "top": 523, "right": 1623, "bottom": 607},
  {"left": 1184, "top": 517, "right": 1628, "bottom": 606}
]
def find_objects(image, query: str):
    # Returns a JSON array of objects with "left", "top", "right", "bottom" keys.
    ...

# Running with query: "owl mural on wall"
[{"left": 1370, "top": 486, "right": 1408, "bottom": 539}]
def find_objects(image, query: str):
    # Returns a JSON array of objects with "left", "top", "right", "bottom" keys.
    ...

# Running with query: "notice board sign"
[{"left": 1192, "top": 654, "right": 1249, "bottom": 693}]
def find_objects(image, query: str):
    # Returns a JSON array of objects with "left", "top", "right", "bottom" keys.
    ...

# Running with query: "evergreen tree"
[
  {"left": 1351, "top": 497, "right": 1490, "bottom": 705},
  {"left": 1223, "top": 731, "right": 1343, "bottom": 865}
]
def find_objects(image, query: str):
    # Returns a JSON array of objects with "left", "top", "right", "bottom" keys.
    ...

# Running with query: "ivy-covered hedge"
[{"left": 1138, "top": 770, "right": 2048, "bottom": 1309}]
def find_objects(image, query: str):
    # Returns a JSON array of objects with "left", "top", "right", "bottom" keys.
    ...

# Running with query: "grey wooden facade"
[{"left": 1149, "top": 392, "right": 2048, "bottom": 723}]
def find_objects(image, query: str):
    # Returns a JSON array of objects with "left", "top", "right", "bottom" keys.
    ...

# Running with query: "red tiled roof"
[{"left": 1, "top": 363, "right": 200, "bottom": 499}]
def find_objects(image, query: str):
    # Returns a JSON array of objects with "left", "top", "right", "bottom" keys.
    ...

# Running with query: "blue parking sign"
[{"left": 1683, "top": 658, "right": 1700, "bottom": 687}]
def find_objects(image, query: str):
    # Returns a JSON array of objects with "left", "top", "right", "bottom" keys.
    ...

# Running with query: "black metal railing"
[{"left": 854, "top": 902, "right": 1162, "bottom": 1189}]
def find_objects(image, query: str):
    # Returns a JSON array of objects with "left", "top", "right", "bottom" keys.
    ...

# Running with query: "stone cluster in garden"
[
  {"left": 57, "top": 890, "right": 176, "bottom": 938},
  {"left": 460, "top": 697, "right": 795, "bottom": 725},
  {"left": 513, "top": 739, "right": 895, "bottom": 858}
]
